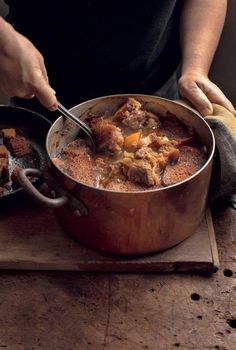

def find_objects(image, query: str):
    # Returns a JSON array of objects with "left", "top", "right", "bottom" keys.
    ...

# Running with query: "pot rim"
[{"left": 46, "top": 94, "right": 215, "bottom": 194}]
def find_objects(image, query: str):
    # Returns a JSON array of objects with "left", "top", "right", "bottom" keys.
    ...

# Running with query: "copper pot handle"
[{"left": 18, "top": 168, "right": 68, "bottom": 208}]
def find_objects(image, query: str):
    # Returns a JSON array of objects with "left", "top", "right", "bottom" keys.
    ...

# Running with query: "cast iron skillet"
[{"left": 0, "top": 105, "right": 51, "bottom": 199}]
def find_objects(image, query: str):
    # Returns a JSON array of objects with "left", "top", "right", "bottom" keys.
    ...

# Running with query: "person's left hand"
[{"left": 178, "top": 72, "right": 236, "bottom": 116}]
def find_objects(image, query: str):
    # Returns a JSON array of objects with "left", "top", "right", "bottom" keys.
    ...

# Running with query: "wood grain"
[
  {"left": 0, "top": 196, "right": 218, "bottom": 273},
  {"left": 0, "top": 198, "right": 234, "bottom": 349}
]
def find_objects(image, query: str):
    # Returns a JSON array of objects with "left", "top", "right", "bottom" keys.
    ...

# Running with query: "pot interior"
[{"left": 46, "top": 94, "right": 215, "bottom": 182}]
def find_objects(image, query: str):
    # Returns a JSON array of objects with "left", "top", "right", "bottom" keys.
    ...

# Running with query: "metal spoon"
[{"left": 57, "top": 101, "right": 96, "bottom": 150}]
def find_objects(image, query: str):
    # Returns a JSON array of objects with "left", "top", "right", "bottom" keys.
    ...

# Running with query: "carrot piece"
[{"left": 124, "top": 132, "right": 141, "bottom": 151}]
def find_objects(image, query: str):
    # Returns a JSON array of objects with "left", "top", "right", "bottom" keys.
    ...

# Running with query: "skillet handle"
[{"left": 18, "top": 168, "right": 68, "bottom": 208}]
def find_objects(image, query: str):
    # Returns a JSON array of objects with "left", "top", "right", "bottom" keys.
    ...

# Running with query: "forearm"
[{"left": 180, "top": 0, "right": 227, "bottom": 75}]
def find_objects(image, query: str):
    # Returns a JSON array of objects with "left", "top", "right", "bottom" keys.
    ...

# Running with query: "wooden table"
[{"left": 0, "top": 201, "right": 235, "bottom": 350}]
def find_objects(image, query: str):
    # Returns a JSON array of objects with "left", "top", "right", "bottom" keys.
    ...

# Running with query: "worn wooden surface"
[
  {"left": 0, "top": 199, "right": 234, "bottom": 349},
  {"left": 0, "top": 199, "right": 219, "bottom": 273}
]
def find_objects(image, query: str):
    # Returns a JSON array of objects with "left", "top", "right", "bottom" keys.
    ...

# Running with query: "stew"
[{"left": 53, "top": 98, "right": 207, "bottom": 191}]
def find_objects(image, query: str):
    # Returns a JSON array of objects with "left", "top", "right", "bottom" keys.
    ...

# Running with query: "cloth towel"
[
  {"left": 176, "top": 100, "right": 236, "bottom": 207},
  {"left": 205, "top": 104, "right": 236, "bottom": 207}
]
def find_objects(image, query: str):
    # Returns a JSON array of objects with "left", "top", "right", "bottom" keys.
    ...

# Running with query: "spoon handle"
[
  {"left": 57, "top": 102, "right": 93, "bottom": 138},
  {"left": 57, "top": 101, "right": 96, "bottom": 151}
]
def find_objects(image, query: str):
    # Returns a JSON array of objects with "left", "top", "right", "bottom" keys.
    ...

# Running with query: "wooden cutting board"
[{"left": 0, "top": 195, "right": 219, "bottom": 273}]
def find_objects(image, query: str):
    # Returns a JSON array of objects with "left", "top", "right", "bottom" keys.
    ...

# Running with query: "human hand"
[
  {"left": 178, "top": 72, "right": 235, "bottom": 116},
  {"left": 0, "top": 18, "right": 57, "bottom": 111}
]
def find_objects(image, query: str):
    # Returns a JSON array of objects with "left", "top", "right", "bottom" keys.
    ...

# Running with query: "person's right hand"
[{"left": 0, "top": 17, "right": 57, "bottom": 111}]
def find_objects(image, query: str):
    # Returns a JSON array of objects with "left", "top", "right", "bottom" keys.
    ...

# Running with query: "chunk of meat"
[
  {"left": 113, "top": 98, "right": 142, "bottom": 122},
  {"left": 8, "top": 137, "right": 30, "bottom": 157},
  {"left": 113, "top": 98, "right": 147, "bottom": 129},
  {"left": 135, "top": 146, "right": 155, "bottom": 160},
  {"left": 135, "top": 136, "right": 180, "bottom": 169},
  {"left": 113, "top": 98, "right": 160, "bottom": 130},
  {"left": 122, "top": 159, "right": 160, "bottom": 187},
  {"left": 121, "top": 109, "right": 147, "bottom": 129},
  {"left": 91, "top": 119, "right": 124, "bottom": 155},
  {"left": 162, "top": 146, "right": 206, "bottom": 186},
  {"left": 1, "top": 128, "right": 16, "bottom": 141},
  {"left": 122, "top": 111, "right": 160, "bottom": 130},
  {"left": 134, "top": 146, "right": 165, "bottom": 169}
]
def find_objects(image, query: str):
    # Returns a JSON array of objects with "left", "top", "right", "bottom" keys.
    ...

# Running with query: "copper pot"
[{"left": 19, "top": 95, "right": 215, "bottom": 255}]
